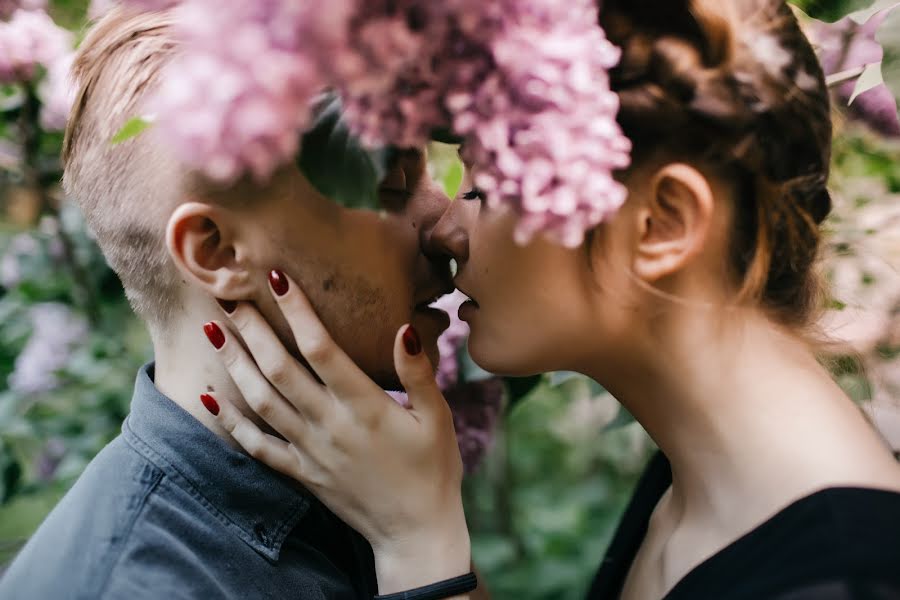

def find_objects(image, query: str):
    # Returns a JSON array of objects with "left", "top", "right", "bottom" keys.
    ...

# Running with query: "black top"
[{"left": 587, "top": 451, "right": 900, "bottom": 600}]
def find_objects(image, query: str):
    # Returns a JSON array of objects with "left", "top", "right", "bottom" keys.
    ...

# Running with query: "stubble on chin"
[{"left": 304, "top": 267, "right": 402, "bottom": 390}]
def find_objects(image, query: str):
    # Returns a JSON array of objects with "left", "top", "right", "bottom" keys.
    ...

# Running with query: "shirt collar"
[{"left": 122, "top": 362, "right": 311, "bottom": 562}]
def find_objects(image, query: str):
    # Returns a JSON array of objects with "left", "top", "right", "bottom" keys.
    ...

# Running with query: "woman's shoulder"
[{"left": 667, "top": 486, "right": 900, "bottom": 600}]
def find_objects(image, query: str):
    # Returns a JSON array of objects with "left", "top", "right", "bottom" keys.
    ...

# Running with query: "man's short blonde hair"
[{"left": 63, "top": 7, "right": 184, "bottom": 327}]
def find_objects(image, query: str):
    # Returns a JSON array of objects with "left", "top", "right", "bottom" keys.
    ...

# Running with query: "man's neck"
[{"left": 152, "top": 316, "right": 247, "bottom": 448}]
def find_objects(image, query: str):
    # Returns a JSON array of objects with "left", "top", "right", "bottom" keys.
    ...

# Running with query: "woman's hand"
[{"left": 202, "top": 270, "right": 471, "bottom": 594}]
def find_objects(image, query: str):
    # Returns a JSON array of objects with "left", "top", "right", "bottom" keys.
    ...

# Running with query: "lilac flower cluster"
[
  {"left": 128, "top": 0, "right": 631, "bottom": 245},
  {"left": 445, "top": 0, "right": 632, "bottom": 247},
  {"left": 9, "top": 302, "right": 88, "bottom": 394},
  {"left": 150, "top": 0, "right": 350, "bottom": 183}
]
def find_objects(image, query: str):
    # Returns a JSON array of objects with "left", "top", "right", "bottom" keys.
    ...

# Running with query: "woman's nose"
[{"left": 423, "top": 200, "right": 469, "bottom": 264}]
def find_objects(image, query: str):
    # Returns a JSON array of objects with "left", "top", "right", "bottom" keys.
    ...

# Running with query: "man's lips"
[{"left": 414, "top": 282, "right": 456, "bottom": 311}]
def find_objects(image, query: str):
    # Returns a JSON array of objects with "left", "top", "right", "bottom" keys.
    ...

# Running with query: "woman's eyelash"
[{"left": 462, "top": 188, "right": 485, "bottom": 201}]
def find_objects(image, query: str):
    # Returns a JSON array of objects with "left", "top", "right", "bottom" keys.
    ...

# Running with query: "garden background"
[{"left": 1, "top": 1, "right": 899, "bottom": 599}]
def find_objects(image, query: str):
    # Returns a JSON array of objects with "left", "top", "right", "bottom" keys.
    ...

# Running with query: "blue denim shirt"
[{"left": 0, "top": 363, "right": 376, "bottom": 599}]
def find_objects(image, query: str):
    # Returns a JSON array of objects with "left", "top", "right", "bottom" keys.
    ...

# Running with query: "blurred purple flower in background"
[
  {"left": 38, "top": 51, "right": 75, "bottom": 130},
  {"left": 387, "top": 291, "right": 504, "bottom": 472},
  {"left": 813, "top": 8, "right": 900, "bottom": 136},
  {"left": 34, "top": 437, "right": 66, "bottom": 481},
  {"left": 1, "top": 232, "right": 39, "bottom": 288},
  {"left": 432, "top": 291, "right": 470, "bottom": 390},
  {"left": 432, "top": 291, "right": 504, "bottom": 472},
  {"left": 445, "top": 379, "right": 504, "bottom": 473},
  {"left": 0, "top": 0, "right": 45, "bottom": 20},
  {"left": 0, "top": 8, "right": 72, "bottom": 84},
  {"left": 8, "top": 303, "right": 88, "bottom": 394}
]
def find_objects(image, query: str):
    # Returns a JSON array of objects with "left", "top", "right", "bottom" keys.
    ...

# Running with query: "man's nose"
[{"left": 422, "top": 200, "right": 469, "bottom": 264}]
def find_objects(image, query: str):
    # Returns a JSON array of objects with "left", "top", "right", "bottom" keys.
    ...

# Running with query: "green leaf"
[
  {"left": 443, "top": 158, "right": 464, "bottom": 199},
  {"left": 876, "top": 6, "right": 900, "bottom": 118},
  {"left": 297, "top": 94, "right": 391, "bottom": 210},
  {"left": 793, "top": 0, "right": 880, "bottom": 21},
  {"left": 110, "top": 117, "right": 152, "bottom": 145}
]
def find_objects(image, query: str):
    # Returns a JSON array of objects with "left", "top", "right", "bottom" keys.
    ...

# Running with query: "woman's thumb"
[{"left": 393, "top": 324, "right": 444, "bottom": 418}]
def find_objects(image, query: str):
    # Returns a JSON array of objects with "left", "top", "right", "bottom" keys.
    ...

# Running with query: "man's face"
[{"left": 246, "top": 149, "right": 454, "bottom": 389}]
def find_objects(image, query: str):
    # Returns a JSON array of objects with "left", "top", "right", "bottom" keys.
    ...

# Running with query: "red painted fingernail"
[
  {"left": 203, "top": 322, "right": 225, "bottom": 350},
  {"left": 269, "top": 269, "right": 289, "bottom": 296},
  {"left": 216, "top": 298, "right": 237, "bottom": 314},
  {"left": 402, "top": 325, "right": 422, "bottom": 356},
  {"left": 200, "top": 393, "right": 220, "bottom": 416}
]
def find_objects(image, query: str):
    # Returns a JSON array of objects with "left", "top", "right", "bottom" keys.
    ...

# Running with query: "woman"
[{"left": 199, "top": 0, "right": 900, "bottom": 598}]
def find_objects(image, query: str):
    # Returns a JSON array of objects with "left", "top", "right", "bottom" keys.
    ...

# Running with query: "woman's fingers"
[
  {"left": 203, "top": 320, "right": 309, "bottom": 439},
  {"left": 267, "top": 270, "right": 372, "bottom": 399},
  {"left": 221, "top": 302, "right": 327, "bottom": 421},
  {"left": 392, "top": 324, "right": 446, "bottom": 421},
  {"left": 206, "top": 393, "right": 302, "bottom": 481}
]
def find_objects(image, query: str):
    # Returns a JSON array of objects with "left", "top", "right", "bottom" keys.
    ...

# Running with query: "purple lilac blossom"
[
  {"left": 383, "top": 292, "right": 501, "bottom": 472},
  {"left": 127, "top": 0, "right": 631, "bottom": 246},
  {"left": 149, "top": 0, "right": 350, "bottom": 183},
  {"left": 38, "top": 52, "right": 75, "bottom": 130},
  {"left": 1, "top": 232, "right": 39, "bottom": 288},
  {"left": 433, "top": 291, "right": 504, "bottom": 472},
  {"left": 336, "top": 0, "right": 631, "bottom": 246},
  {"left": 9, "top": 303, "right": 88, "bottom": 394},
  {"left": 432, "top": 290, "right": 470, "bottom": 390},
  {"left": 0, "top": 8, "right": 72, "bottom": 85},
  {"left": 444, "top": 380, "right": 504, "bottom": 473},
  {"left": 35, "top": 437, "right": 66, "bottom": 481},
  {"left": 0, "top": 0, "right": 44, "bottom": 20},
  {"left": 87, "top": 0, "right": 116, "bottom": 20},
  {"left": 813, "top": 9, "right": 900, "bottom": 136},
  {"left": 446, "top": 0, "right": 631, "bottom": 247}
]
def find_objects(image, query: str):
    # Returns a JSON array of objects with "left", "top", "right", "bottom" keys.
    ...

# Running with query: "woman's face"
[{"left": 427, "top": 171, "right": 640, "bottom": 377}]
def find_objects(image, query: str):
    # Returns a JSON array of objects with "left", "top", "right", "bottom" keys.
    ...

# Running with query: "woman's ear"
[
  {"left": 165, "top": 202, "right": 255, "bottom": 299},
  {"left": 633, "top": 163, "right": 714, "bottom": 283}
]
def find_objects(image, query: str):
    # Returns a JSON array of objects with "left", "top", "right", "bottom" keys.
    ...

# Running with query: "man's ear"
[
  {"left": 165, "top": 202, "right": 255, "bottom": 299},
  {"left": 633, "top": 163, "right": 714, "bottom": 283}
]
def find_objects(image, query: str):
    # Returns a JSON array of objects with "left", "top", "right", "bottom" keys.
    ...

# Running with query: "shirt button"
[{"left": 254, "top": 523, "right": 269, "bottom": 545}]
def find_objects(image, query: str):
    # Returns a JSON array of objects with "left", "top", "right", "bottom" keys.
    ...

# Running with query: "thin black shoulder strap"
[{"left": 586, "top": 450, "right": 672, "bottom": 600}]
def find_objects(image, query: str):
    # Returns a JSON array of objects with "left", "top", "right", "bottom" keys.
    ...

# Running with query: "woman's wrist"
[{"left": 373, "top": 522, "right": 472, "bottom": 595}]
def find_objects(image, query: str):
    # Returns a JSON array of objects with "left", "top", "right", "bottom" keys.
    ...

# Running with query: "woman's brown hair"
[{"left": 600, "top": 0, "right": 833, "bottom": 328}]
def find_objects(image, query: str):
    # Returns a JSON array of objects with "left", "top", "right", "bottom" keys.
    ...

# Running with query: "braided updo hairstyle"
[{"left": 600, "top": 0, "right": 833, "bottom": 328}]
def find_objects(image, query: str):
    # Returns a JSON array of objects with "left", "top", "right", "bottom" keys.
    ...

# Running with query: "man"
[{"left": 0, "top": 6, "right": 453, "bottom": 599}]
